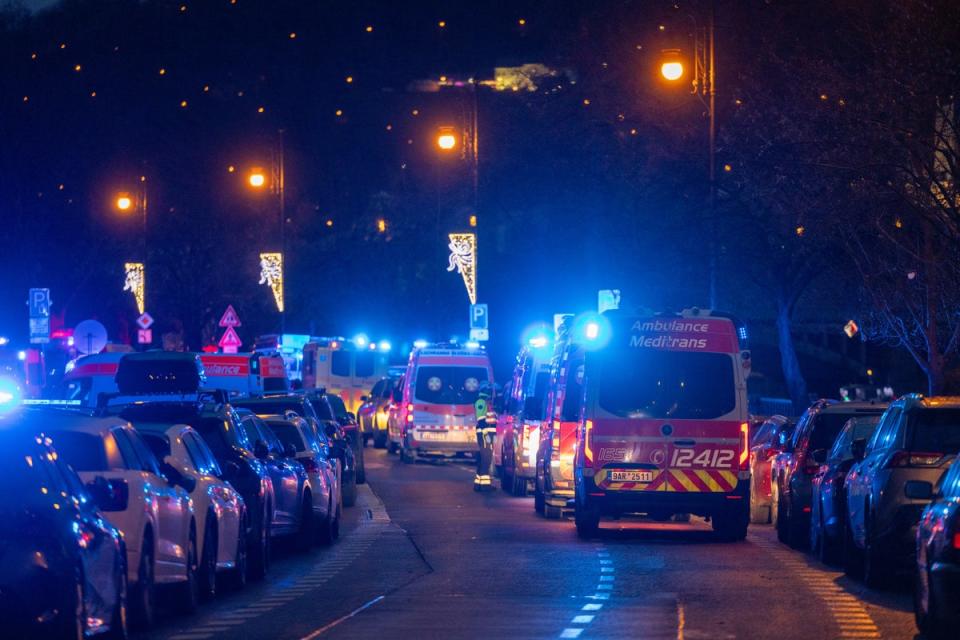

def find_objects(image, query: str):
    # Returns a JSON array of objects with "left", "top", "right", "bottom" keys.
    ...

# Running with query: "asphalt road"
[{"left": 142, "top": 448, "right": 919, "bottom": 640}]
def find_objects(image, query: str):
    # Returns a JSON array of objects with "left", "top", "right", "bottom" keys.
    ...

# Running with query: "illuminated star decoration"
[
  {"left": 258, "top": 252, "right": 284, "bottom": 312},
  {"left": 446, "top": 233, "right": 477, "bottom": 304},
  {"left": 123, "top": 262, "right": 145, "bottom": 314}
]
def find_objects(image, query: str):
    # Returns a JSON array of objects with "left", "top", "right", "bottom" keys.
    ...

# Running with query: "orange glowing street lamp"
[
  {"left": 116, "top": 193, "right": 133, "bottom": 211},
  {"left": 437, "top": 126, "right": 458, "bottom": 151},
  {"left": 248, "top": 167, "right": 267, "bottom": 189},
  {"left": 660, "top": 58, "right": 685, "bottom": 81}
]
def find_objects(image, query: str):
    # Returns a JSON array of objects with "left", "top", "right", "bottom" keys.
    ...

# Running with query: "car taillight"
[
  {"left": 739, "top": 422, "right": 749, "bottom": 470},
  {"left": 301, "top": 457, "right": 320, "bottom": 473},
  {"left": 953, "top": 532, "right": 960, "bottom": 550},
  {"left": 887, "top": 451, "right": 944, "bottom": 468},
  {"left": 584, "top": 420, "right": 594, "bottom": 463},
  {"left": 406, "top": 403, "right": 414, "bottom": 423}
]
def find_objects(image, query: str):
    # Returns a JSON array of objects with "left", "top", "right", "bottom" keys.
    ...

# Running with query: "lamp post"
[
  {"left": 247, "top": 130, "right": 286, "bottom": 332},
  {"left": 659, "top": 3, "right": 718, "bottom": 309},
  {"left": 116, "top": 176, "right": 149, "bottom": 314}
]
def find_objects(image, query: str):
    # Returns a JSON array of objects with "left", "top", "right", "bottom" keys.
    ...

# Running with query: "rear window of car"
[
  {"left": 906, "top": 408, "right": 960, "bottom": 453},
  {"left": 266, "top": 421, "right": 306, "bottom": 452},
  {"left": 326, "top": 394, "right": 348, "bottom": 418},
  {"left": 46, "top": 431, "right": 108, "bottom": 471},
  {"left": 141, "top": 433, "right": 171, "bottom": 460},
  {"left": 808, "top": 411, "right": 880, "bottom": 452}
]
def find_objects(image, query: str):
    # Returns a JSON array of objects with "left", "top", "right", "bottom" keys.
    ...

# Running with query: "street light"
[
  {"left": 437, "top": 126, "right": 457, "bottom": 151},
  {"left": 660, "top": 57, "right": 685, "bottom": 81},
  {"left": 248, "top": 168, "right": 266, "bottom": 189},
  {"left": 116, "top": 193, "right": 133, "bottom": 211}
]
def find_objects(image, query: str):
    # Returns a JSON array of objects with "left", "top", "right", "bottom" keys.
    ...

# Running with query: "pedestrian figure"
[{"left": 474, "top": 385, "right": 497, "bottom": 491}]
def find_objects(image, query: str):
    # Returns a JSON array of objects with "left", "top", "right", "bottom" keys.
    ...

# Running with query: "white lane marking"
[
  {"left": 600, "top": 567, "right": 614, "bottom": 573},
  {"left": 586, "top": 593, "right": 610, "bottom": 600},
  {"left": 572, "top": 615, "right": 595, "bottom": 624},
  {"left": 599, "top": 575, "right": 614, "bottom": 582},
  {"left": 297, "top": 595, "right": 386, "bottom": 640},
  {"left": 560, "top": 629, "right": 583, "bottom": 639},
  {"left": 582, "top": 603, "right": 603, "bottom": 611},
  {"left": 596, "top": 583, "right": 613, "bottom": 590}
]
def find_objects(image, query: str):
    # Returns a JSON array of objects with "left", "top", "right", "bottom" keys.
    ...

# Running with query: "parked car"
[
  {"left": 262, "top": 414, "right": 341, "bottom": 543},
  {"left": 114, "top": 401, "right": 273, "bottom": 582},
  {"left": 772, "top": 400, "right": 887, "bottom": 548},
  {"left": 0, "top": 423, "right": 128, "bottom": 639},
  {"left": 234, "top": 395, "right": 358, "bottom": 507},
  {"left": 912, "top": 459, "right": 960, "bottom": 638},
  {"left": 845, "top": 394, "right": 959, "bottom": 586},
  {"left": 308, "top": 389, "right": 365, "bottom": 486},
  {"left": 358, "top": 375, "right": 399, "bottom": 448},
  {"left": 809, "top": 414, "right": 882, "bottom": 564},
  {"left": 38, "top": 411, "right": 199, "bottom": 625},
  {"left": 748, "top": 415, "right": 794, "bottom": 523},
  {"left": 137, "top": 423, "right": 248, "bottom": 598},
  {"left": 233, "top": 409, "right": 315, "bottom": 551}
]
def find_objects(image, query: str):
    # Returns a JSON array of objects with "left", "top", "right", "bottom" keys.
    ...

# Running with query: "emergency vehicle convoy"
[
  {"left": 301, "top": 337, "right": 390, "bottom": 414},
  {"left": 388, "top": 342, "right": 494, "bottom": 463},
  {"left": 570, "top": 309, "right": 752, "bottom": 540},
  {"left": 199, "top": 352, "right": 290, "bottom": 396}
]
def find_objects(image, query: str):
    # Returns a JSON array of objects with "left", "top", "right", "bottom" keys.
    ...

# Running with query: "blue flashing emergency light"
[
  {"left": 378, "top": 340, "right": 392, "bottom": 352},
  {"left": 528, "top": 335, "right": 549, "bottom": 349},
  {"left": 413, "top": 339, "right": 429, "bottom": 349},
  {"left": 572, "top": 312, "right": 611, "bottom": 350},
  {"left": 353, "top": 334, "right": 369, "bottom": 349},
  {"left": 465, "top": 341, "right": 481, "bottom": 350}
]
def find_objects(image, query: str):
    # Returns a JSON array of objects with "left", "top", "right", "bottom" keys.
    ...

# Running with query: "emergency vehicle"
[
  {"left": 571, "top": 309, "right": 752, "bottom": 540},
  {"left": 389, "top": 343, "right": 494, "bottom": 463},
  {"left": 199, "top": 352, "right": 289, "bottom": 397},
  {"left": 498, "top": 342, "right": 552, "bottom": 496},
  {"left": 253, "top": 334, "right": 311, "bottom": 382},
  {"left": 59, "top": 352, "right": 126, "bottom": 406},
  {"left": 302, "top": 337, "right": 390, "bottom": 414}
]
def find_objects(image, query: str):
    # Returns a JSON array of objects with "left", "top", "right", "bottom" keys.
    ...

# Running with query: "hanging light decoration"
[
  {"left": 123, "top": 262, "right": 145, "bottom": 314},
  {"left": 258, "top": 252, "right": 284, "bottom": 312},
  {"left": 446, "top": 233, "right": 477, "bottom": 304}
]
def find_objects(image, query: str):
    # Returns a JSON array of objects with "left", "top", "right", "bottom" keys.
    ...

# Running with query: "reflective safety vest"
[{"left": 474, "top": 397, "right": 488, "bottom": 422}]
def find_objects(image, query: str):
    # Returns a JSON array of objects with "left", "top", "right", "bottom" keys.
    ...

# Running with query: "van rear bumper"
[{"left": 581, "top": 475, "right": 749, "bottom": 518}]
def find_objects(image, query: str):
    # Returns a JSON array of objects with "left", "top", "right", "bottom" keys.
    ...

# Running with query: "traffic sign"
[
  {"left": 28, "top": 288, "right": 51, "bottom": 318},
  {"left": 470, "top": 304, "right": 488, "bottom": 330},
  {"left": 137, "top": 329, "right": 152, "bottom": 344},
  {"left": 219, "top": 326, "right": 242, "bottom": 354},
  {"left": 598, "top": 289, "right": 621, "bottom": 313},
  {"left": 219, "top": 305, "right": 241, "bottom": 328},
  {"left": 136, "top": 312, "right": 154, "bottom": 330},
  {"left": 469, "top": 328, "right": 489, "bottom": 342},
  {"left": 29, "top": 317, "right": 50, "bottom": 344}
]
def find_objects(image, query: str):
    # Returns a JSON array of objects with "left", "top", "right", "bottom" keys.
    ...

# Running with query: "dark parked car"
[
  {"left": 323, "top": 391, "right": 365, "bottom": 484},
  {"left": 772, "top": 399, "right": 887, "bottom": 548},
  {"left": 809, "top": 414, "right": 881, "bottom": 564},
  {"left": 913, "top": 460, "right": 960, "bottom": 638},
  {"left": 358, "top": 376, "right": 400, "bottom": 448},
  {"left": 749, "top": 415, "right": 794, "bottom": 523},
  {"left": 0, "top": 422, "right": 128, "bottom": 640},
  {"left": 845, "top": 394, "right": 959, "bottom": 586},
  {"left": 233, "top": 409, "right": 315, "bottom": 551},
  {"left": 234, "top": 394, "right": 358, "bottom": 507},
  {"left": 118, "top": 401, "right": 275, "bottom": 581}
]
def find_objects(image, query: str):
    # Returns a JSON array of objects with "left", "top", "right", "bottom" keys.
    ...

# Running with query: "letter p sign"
[{"left": 470, "top": 304, "right": 488, "bottom": 331}]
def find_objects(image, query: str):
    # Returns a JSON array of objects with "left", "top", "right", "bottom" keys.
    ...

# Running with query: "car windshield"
[
  {"left": 809, "top": 412, "right": 877, "bottom": 452},
  {"left": 266, "top": 421, "right": 306, "bottom": 452},
  {"left": 829, "top": 416, "right": 881, "bottom": 460},
  {"left": 906, "top": 408, "right": 960, "bottom": 453},
  {"left": 594, "top": 350, "right": 735, "bottom": 420},
  {"left": 414, "top": 366, "right": 489, "bottom": 405},
  {"left": 326, "top": 394, "right": 348, "bottom": 418},
  {"left": 46, "top": 431, "right": 108, "bottom": 471}
]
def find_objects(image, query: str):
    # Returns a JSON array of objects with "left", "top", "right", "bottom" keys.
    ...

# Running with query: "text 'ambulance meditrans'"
[{"left": 573, "top": 310, "right": 752, "bottom": 540}]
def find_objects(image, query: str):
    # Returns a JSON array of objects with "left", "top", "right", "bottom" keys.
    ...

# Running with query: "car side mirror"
[
  {"left": 160, "top": 461, "right": 196, "bottom": 493},
  {"left": 254, "top": 439, "right": 270, "bottom": 460},
  {"left": 86, "top": 476, "right": 129, "bottom": 512},
  {"left": 324, "top": 422, "right": 339, "bottom": 439},
  {"left": 904, "top": 480, "right": 934, "bottom": 501},
  {"left": 851, "top": 438, "right": 867, "bottom": 462},
  {"left": 284, "top": 442, "right": 298, "bottom": 459},
  {"left": 221, "top": 461, "right": 241, "bottom": 479},
  {"left": 810, "top": 448, "right": 828, "bottom": 464}
]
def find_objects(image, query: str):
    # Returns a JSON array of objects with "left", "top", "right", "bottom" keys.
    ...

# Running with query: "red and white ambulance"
[
  {"left": 59, "top": 352, "right": 127, "bottom": 407},
  {"left": 390, "top": 343, "right": 494, "bottom": 463},
  {"left": 572, "top": 309, "right": 752, "bottom": 540},
  {"left": 199, "top": 352, "right": 289, "bottom": 397},
  {"left": 302, "top": 338, "right": 389, "bottom": 414}
]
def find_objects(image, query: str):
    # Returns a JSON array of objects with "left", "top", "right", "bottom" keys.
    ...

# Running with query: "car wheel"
[
  {"left": 545, "top": 504, "right": 563, "bottom": 519},
  {"left": 317, "top": 497, "right": 336, "bottom": 546},
  {"left": 862, "top": 521, "right": 889, "bottom": 588},
  {"left": 387, "top": 440, "right": 398, "bottom": 454},
  {"left": 59, "top": 569, "right": 84, "bottom": 640},
  {"left": 575, "top": 493, "right": 600, "bottom": 539},
  {"left": 914, "top": 562, "right": 949, "bottom": 638},
  {"left": 843, "top": 514, "right": 864, "bottom": 578},
  {"left": 296, "top": 494, "right": 314, "bottom": 552},
  {"left": 501, "top": 467, "right": 514, "bottom": 494},
  {"left": 130, "top": 534, "right": 155, "bottom": 629},
  {"left": 512, "top": 472, "right": 527, "bottom": 497},
  {"left": 342, "top": 472, "right": 358, "bottom": 507},
  {"left": 374, "top": 432, "right": 387, "bottom": 449},
  {"left": 534, "top": 469, "right": 545, "bottom": 515},
  {"left": 175, "top": 527, "right": 199, "bottom": 614},
  {"left": 809, "top": 505, "right": 821, "bottom": 557},
  {"left": 775, "top": 492, "right": 789, "bottom": 544},
  {"left": 103, "top": 554, "right": 128, "bottom": 640},
  {"left": 198, "top": 515, "right": 217, "bottom": 602},
  {"left": 713, "top": 505, "right": 749, "bottom": 542},
  {"left": 787, "top": 502, "right": 808, "bottom": 549},
  {"left": 356, "top": 448, "right": 366, "bottom": 484},
  {"left": 819, "top": 512, "right": 840, "bottom": 566},
  {"left": 248, "top": 505, "right": 270, "bottom": 581},
  {"left": 224, "top": 511, "right": 248, "bottom": 591}
]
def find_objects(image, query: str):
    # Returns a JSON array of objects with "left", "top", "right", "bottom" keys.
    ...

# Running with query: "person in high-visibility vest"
[{"left": 473, "top": 386, "right": 497, "bottom": 491}]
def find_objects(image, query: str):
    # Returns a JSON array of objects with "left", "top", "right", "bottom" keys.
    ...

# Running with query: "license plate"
[
  {"left": 609, "top": 470, "right": 655, "bottom": 482},
  {"left": 419, "top": 431, "right": 447, "bottom": 441}
]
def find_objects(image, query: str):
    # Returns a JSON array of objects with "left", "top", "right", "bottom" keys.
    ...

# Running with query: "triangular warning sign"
[
  {"left": 219, "top": 305, "right": 241, "bottom": 328},
  {"left": 218, "top": 326, "right": 242, "bottom": 348}
]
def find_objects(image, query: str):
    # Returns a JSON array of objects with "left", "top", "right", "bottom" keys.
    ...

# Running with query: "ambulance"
[
  {"left": 499, "top": 342, "right": 552, "bottom": 496},
  {"left": 571, "top": 309, "right": 752, "bottom": 540},
  {"left": 302, "top": 337, "right": 390, "bottom": 414},
  {"left": 59, "top": 352, "right": 126, "bottom": 407},
  {"left": 199, "top": 352, "right": 290, "bottom": 397},
  {"left": 390, "top": 343, "right": 494, "bottom": 463}
]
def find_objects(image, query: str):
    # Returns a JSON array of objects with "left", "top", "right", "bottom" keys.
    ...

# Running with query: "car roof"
[
  {"left": 11, "top": 407, "right": 131, "bottom": 435},
  {"left": 817, "top": 401, "right": 887, "bottom": 413},
  {"left": 903, "top": 395, "right": 960, "bottom": 409},
  {"left": 121, "top": 351, "right": 201, "bottom": 362}
]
